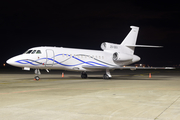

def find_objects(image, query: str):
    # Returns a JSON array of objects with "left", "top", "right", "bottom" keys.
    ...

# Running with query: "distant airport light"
[{"left": 3, "top": 64, "right": 5, "bottom": 66}]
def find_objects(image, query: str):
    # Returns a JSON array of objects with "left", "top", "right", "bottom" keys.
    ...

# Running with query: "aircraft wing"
[{"left": 82, "top": 65, "right": 174, "bottom": 70}]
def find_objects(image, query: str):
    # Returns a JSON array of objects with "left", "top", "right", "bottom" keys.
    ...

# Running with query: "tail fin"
[
  {"left": 120, "top": 26, "right": 139, "bottom": 55},
  {"left": 121, "top": 26, "right": 139, "bottom": 46},
  {"left": 120, "top": 26, "right": 162, "bottom": 55}
]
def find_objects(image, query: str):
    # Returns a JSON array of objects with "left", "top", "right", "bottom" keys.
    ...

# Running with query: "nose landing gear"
[
  {"left": 34, "top": 76, "right": 40, "bottom": 81},
  {"left": 34, "top": 69, "right": 41, "bottom": 81}
]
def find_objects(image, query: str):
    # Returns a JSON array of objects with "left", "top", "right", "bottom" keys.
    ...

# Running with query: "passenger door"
[{"left": 46, "top": 49, "right": 54, "bottom": 67}]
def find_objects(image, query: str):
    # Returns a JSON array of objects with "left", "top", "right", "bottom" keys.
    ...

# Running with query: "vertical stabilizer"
[
  {"left": 121, "top": 26, "right": 139, "bottom": 46},
  {"left": 120, "top": 26, "right": 139, "bottom": 55}
]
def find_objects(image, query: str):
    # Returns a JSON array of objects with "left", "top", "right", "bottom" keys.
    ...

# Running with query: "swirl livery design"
[{"left": 15, "top": 54, "right": 112, "bottom": 67}]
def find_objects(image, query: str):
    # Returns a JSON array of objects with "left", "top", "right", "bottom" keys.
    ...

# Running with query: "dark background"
[{"left": 0, "top": 0, "right": 180, "bottom": 67}]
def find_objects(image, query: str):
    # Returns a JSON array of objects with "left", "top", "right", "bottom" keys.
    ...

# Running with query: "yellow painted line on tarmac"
[
  {"left": 0, "top": 83, "right": 10, "bottom": 84},
  {"left": 1, "top": 86, "right": 180, "bottom": 95},
  {"left": 0, "top": 78, "right": 82, "bottom": 85},
  {"left": 0, "top": 87, "right": 108, "bottom": 95},
  {"left": 0, "top": 80, "right": 35, "bottom": 84}
]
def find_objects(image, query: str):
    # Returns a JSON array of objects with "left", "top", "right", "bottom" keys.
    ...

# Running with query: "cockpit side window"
[
  {"left": 31, "top": 50, "right": 36, "bottom": 54},
  {"left": 36, "top": 50, "right": 41, "bottom": 54},
  {"left": 26, "top": 50, "right": 33, "bottom": 54}
]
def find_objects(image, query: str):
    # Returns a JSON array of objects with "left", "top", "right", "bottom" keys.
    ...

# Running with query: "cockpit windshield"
[
  {"left": 24, "top": 50, "right": 42, "bottom": 54},
  {"left": 25, "top": 50, "right": 33, "bottom": 54}
]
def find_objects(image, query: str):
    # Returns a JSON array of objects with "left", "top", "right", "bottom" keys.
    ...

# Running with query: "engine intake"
[
  {"left": 113, "top": 52, "right": 133, "bottom": 61},
  {"left": 101, "top": 42, "right": 119, "bottom": 51}
]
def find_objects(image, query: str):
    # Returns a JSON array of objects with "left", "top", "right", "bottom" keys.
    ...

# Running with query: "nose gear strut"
[{"left": 34, "top": 69, "right": 41, "bottom": 81}]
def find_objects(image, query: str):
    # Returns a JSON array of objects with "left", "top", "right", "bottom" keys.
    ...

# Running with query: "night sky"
[{"left": 0, "top": 1, "right": 180, "bottom": 67}]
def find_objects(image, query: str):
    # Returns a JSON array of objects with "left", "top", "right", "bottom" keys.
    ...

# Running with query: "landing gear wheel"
[
  {"left": 34, "top": 76, "right": 40, "bottom": 81},
  {"left": 81, "top": 72, "right": 87, "bottom": 79},
  {"left": 103, "top": 74, "right": 110, "bottom": 79}
]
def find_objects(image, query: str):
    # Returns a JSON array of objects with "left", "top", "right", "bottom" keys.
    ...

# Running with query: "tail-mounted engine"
[
  {"left": 112, "top": 52, "right": 133, "bottom": 62},
  {"left": 101, "top": 42, "right": 119, "bottom": 51}
]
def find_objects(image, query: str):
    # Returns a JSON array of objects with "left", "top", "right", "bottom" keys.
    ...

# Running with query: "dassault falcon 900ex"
[{"left": 6, "top": 26, "right": 172, "bottom": 80}]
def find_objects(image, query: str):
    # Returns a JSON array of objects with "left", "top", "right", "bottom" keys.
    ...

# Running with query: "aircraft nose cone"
[
  {"left": 6, "top": 56, "right": 18, "bottom": 66},
  {"left": 6, "top": 58, "right": 13, "bottom": 65},
  {"left": 6, "top": 55, "right": 24, "bottom": 67}
]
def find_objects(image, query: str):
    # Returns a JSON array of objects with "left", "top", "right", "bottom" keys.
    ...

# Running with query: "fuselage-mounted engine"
[
  {"left": 101, "top": 42, "right": 119, "bottom": 51},
  {"left": 101, "top": 42, "right": 140, "bottom": 65},
  {"left": 112, "top": 52, "right": 133, "bottom": 62}
]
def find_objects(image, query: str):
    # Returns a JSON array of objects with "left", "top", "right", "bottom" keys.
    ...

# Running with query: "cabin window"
[
  {"left": 102, "top": 56, "right": 104, "bottom": 59},
  {"left": 36, "top": 50, "right": 41, "bottom": 54},
  {"left": 31, "top": 50, "right": 36, "bottom": 54}
]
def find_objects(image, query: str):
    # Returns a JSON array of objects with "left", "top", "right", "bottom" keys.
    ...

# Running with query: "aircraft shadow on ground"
[
  {"left": 111, "top": 77, "right": 169, "bottom": 81},
  {"left": 16, "top": 75, "right": 171, "bottom": 81}
]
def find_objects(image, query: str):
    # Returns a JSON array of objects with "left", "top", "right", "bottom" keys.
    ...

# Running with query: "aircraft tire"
[
  {"left": 34, "top": 76, "right": 40, "bottom": 81},
  {"left": 81, "top": 73, "right": 87, "bottom": 79},
  {"left": 103, "top": 74, "right": 110, "bottom": 79}
]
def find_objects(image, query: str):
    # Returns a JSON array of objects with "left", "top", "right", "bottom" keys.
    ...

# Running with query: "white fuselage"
[{"left": 6, "top": 46, "right": 140, "bottom": 71}]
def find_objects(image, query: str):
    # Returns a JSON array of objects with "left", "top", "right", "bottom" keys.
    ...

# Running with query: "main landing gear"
[
  {"left": 81, "top": 69, "right": 112, "bottom": 79},
  {"left": 81, "top": 71, "right": 87, "bottom": 79},
  {"left": 34, "top": 69, "right": 41, "bottom": 81},
  {"left": 103, "top": 69, "right": 112, "bottom": 79}
]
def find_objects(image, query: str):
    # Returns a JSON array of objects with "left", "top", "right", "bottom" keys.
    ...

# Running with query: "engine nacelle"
[
  {"left": 113, "top": 52, "right": 133, "bottom": 61},
  {"left": 101, "top": 42, "right": 119, "bottom": 51}
]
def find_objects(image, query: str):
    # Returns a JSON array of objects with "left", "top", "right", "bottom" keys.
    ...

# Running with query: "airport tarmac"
[{"left": 0, "top": 68, "right": 180, "bottom": 120}]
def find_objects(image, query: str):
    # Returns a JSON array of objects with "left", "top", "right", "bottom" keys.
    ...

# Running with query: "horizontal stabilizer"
[{"left": 126, "top": 45, "right": 163, "bottom": 48}]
